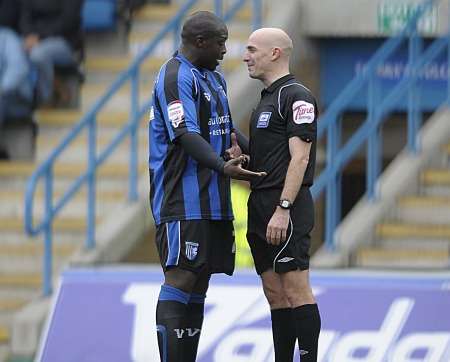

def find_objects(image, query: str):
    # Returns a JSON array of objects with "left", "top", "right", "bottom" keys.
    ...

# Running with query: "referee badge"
[
  {"left": 257, "top": 112, "right": 272, "bottom": 128},
  {"left": 185, "top": 241, "right": 199, "bottom": 261}
]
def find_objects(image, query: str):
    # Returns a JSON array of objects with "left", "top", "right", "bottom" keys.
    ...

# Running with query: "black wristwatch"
[{"left": 279, "top": 199, "right": 292, "bottom": 210}]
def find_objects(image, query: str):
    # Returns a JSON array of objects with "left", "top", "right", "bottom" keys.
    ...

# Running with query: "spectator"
[
  {"left": 0, "top": 0, "right": 34, "bottom": 159},
  {"left": 19, "top": 0, "right": 84, "bottom": 104}
]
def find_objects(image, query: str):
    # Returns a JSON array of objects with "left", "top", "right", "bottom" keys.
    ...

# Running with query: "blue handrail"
[
  {"left": 311, "top": 0, "right": 448, "bottom": 250},
  {"left": 24, "top": 0, "right": 262, "bottom": 296}
]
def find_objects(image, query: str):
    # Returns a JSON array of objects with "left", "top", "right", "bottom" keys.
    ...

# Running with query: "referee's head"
[
  {"left": 180, "top": 11, "right": 228, "bottom": 71},
  {"left": 243, "top": 27, "right": 293, "bottom": 83}
]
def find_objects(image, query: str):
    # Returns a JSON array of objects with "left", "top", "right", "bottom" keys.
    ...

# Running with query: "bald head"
[
  {"left": 243, "top": 27, "right": 293, "bottom": 86},
  {"left": 249, "top": 28, "right": 293, "bottom": 58}
]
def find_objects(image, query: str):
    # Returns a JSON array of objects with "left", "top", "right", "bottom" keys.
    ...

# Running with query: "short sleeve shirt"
[
  {"left": 248, "top": 74, "right": 317, "bottom": 190},
  {"left": 148, "top": 52, "right": 234, "bottom": 225}
]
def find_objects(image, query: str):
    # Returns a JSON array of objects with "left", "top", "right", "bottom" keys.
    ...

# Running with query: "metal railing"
[
  {"left": 24, "top": 0, "right": 263, "bottom": 296},
  {"left": 310, "top": 0, "right": 449, "bottom": 249}
]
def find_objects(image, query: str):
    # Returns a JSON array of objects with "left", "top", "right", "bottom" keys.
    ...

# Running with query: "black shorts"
[
  {"left": 155, "top": 219, "right": 235, "bottom": 275},
  {"left": 247, "top": 187, "right": 314, "bottom": 275}
]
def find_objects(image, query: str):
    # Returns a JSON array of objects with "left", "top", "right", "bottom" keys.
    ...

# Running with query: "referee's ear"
[{"left": 271, "top": 47, "right": 282, "bottom": 61}]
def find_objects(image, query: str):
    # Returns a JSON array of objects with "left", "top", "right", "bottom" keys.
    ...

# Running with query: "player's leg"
[
  {"left": 280, "top": 269, "right": 320, "bottom": 362},
  {"left": 261, "top": 270, "right": 297, "bottom": 362},
  {"left": 155, "top": 220, "right": 208, "bottom": 362},
  {"left": 182, "top": 271, "right": 211, "bottom": 361}
]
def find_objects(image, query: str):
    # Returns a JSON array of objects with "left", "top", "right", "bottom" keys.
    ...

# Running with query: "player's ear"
[{"left": 195, "top": 35, "right": 207, "bottom": 48}]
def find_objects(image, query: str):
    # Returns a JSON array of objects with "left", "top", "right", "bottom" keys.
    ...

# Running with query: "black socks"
[
  {"left": 156, "top": 285, "right": 206, "bottom": 362},
  {"left": 292, "top": 303, "right": 321, "bottom": 361},
  {"left": 271, "top": 308, "right": 297, "bottom": 362}
]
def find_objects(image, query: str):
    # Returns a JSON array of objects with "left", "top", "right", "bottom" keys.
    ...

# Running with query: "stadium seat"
[{"left": 82, "top": 0, "right": 118, "bottom": 31}]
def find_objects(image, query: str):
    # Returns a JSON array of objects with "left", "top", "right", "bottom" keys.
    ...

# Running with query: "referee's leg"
[
  {"left": 261, "top": 270, "right": 297, "bottom": 362},
  {"left": 280, "top": 269, "right": 321, "bottom": 361}
]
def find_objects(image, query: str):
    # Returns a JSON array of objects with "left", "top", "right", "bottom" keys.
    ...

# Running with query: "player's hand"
[
  {"left": 266, "top": 207, "right": 290, "bottom": 245},
  {"left": 223, "top": 156, "right": 266, "bottom": 181},
  {"left": 224, "top": 132, "right": 242, "bottom": 160}
]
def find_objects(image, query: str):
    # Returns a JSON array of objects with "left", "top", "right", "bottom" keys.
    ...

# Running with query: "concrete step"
[
  {"left": 0, "top": 161, "right": 147, "bottom": 180},
  {"left": 421, "top": 169, "right": 450, "bottom": 186},
  {"left": 396, "top": 196, "right": 450, "bottom": 224},
  {"left": 128, "top": 32, "right": 249, "bottom": 58},
  {"left": 0, "top": 274, "right": 41, "bottom": 289},
  {"left": 0, "top": 217, "right": 94, "bottom": 234},
  {"left": 85, "top": 55, "right": 242, "bottom": 74},
  {"left": 132, "top": 2, "right": 260, "bottom": 23},
  {"left": 354, "top": 247, "right": 450, "bottom": 269},
  {"left": 376, "top": 222, "right": 450, "bottom": 240},
  {"left": 0, "top": 192, "right": 124, "bottom": 219},
  {"left": 0, "top": 242, "right": 77, "bottom": 274},
  {"left": 36, "top": 109, "right": 145, "bottom": 128}
]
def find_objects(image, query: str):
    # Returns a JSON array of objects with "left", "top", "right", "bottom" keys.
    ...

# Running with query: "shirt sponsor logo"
[
  {"left": 257, "top": 112, "right": 272, "bottom": 128},
  {"left": 292, "top": 100, "right": 315, "bottom": 125},
  {"left": 167, "top": 100, "right": 185, "bottom": 128},
  {"left": 185, "top": 241, "right": 199, "bottom": 261},
  {"left": 277, "top": 257, "right": 294, "bottom": 263},
  {"left": 149, "top": 106, "right": 155, "bottom": 121}
]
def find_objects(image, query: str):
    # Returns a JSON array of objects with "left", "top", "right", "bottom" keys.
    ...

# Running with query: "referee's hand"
[{"left": 223, "top": 156, "right": 266, "bottom": 181}]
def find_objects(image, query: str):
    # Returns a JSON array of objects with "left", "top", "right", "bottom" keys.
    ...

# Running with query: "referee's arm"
[{"left": 280, "top": 136, "right": 311, "bottom": 204}]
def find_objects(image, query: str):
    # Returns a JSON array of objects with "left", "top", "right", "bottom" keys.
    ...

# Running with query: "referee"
[
  {"left": 148, "top": 11, "right": 265, "bottom": 362},
  {"left": 243, "top": 28, "right": 321, "bottom": 361}
]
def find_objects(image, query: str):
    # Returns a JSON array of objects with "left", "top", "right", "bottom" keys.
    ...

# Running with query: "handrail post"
[
  {"left": 215, "top": 0, "right": 223, "bottom": 18},
  {"left": 129, "top": 68, "right": 140, "bottom": 202},
  {"left": 43, "top": 169, "right": 53, "bottom": 296},
  {"left": 325, "top": 114, "right": 341, "bottom": 250},
  {"left": 408, "top": 21, "right": 422, "bottom": 153},
  {"left": 86, "top": 115, "right": 97, "bottom": 250},
  {"left": 367, "top": 75, "right": 381, "bottom": 201},
  {"left": 252, "top": 0, "right": 262, "bottom": 30}
]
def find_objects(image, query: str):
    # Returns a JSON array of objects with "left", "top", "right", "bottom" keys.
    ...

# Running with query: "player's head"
[
  {"left": 181, "top": 11, "right": 228, "bottom": 71},
  {"left": 243, "top": 27, "right": 293, "bottom": 81}
]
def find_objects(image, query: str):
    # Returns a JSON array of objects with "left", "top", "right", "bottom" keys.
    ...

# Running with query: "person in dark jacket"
[
  {"left": 0, "top": 0, "right": 33, "bottom": 158},
  {"left": 19, "top": 0, "right": 83, "bottom": 103}
]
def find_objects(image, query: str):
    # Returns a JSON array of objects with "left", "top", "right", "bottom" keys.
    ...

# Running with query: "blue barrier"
[
  {"left": 311, "top": 0, "right": 449, "bottom": 250},
  {"left": 24, "top": 0, "right": 262, "bottom": 296}
]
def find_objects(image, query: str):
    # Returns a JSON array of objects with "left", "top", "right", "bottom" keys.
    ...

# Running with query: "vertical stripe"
[
  {"left": 209, "top": 72, "right": 232, "bottom": 219},
  {"left": 197, "top": 76, "right": 213, "bottom": 218},
  {"left": 182, "top": 157, "right": 201, "bottom": 218},
  {"left": 166, "top": 221, "right": 181, "bottom": 266},
  {"left": 203, "top": 76, "right": 221, "bottom": 219}
]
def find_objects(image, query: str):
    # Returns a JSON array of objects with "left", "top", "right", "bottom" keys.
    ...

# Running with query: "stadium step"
[
  {"left": 37, "top": 110, "right": 134, "bottom": 128},
  {"left": 421, "top": 169, "right": 450, "bottom": 186},
  {"left": 0, "top": 161, "right": 147, "bottom": 179},
  {"left": 376, "top": 222, "right": 450, "bottom": 239},
  {"left": 85, "top": 56, "right": 242, "bottom": 74},
  {"left": 396, "top": 196, "right": 450, "bottom": 224},
  {"left": 133, "top": 2, "right": 258, "bottom": 23},
  {"left": 354, "top": 247, "right": 450, "bottom": 269}
]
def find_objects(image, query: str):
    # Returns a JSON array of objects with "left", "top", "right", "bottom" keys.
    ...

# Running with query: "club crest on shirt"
[
  {"left": 167, "top": 100, "right": 185, "bottom": 128},
  {"left": 185, "top": 241, "right": 199, "bottom": 261},
  {"left": 257, "top": 112, "right": 272, "bottom": 128},
  {"left": 292, "top": 100, "right": 315, "bottom": 125},
  {"left": 203, "top": 92, "right": 211, "bottom": 102}
]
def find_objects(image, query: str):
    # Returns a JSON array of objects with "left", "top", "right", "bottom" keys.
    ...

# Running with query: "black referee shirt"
[{"left": 248, "top": 74, "right": 317, "bottom": 190}]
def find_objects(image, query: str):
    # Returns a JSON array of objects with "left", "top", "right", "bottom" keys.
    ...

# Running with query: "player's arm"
[
  {"left": 179, "top": 133, "right": 265, "bottom": 180},
  {"left": 266, "top": 138, "right": 311, "bottom": 245}
]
